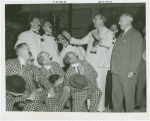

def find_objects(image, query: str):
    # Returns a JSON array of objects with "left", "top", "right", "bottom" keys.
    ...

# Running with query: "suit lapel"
[
  {"left": 99, "top": 26, "right": 107, "bottom": 39},
  {"left": 115, "top": 27, "right": 133, "bottom": 46},
  {"left": 16, "top": 58, "right": 22, "bottom": 74}
]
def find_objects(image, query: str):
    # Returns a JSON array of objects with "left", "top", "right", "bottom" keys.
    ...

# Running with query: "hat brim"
[{"left": 69, "top": 74, "right": 88, "bottom": 89}]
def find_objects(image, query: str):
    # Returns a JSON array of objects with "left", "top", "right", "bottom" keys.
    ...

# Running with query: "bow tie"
[
  {"left": 45, "top": 34, "right": 53, "bottom": 36},
  {"left": 33, "top": 30, "right": 40, "bottom": 35}
]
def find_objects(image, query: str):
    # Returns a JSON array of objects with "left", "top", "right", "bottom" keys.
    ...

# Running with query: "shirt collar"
[
  {"left": 63, "top": 42, "right": 69, "bottom": 48},
  {"left": 124, "top": 26, "right": 132, "bottom": 34},
  {"left": 44, "top": 65, "right": 52, "bottom": 70},
  {"left": 18, "top": 56, "right": 26, "bottom": 68},
  {"left": 71, "top": 63, "right": 81, "bottom": 67},
  {"left": 45, "top": 33, "right": 53, "bottom": 36},
  {"left": 31, "top": 28, "right": 39, "bottom": 34}
]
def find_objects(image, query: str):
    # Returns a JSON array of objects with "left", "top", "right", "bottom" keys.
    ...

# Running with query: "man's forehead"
[
  {"left": 45, "top": 22, "right": 51, "bottom": 26},
  {"left": 33, "top": 18, "right": 40, "bottom": 22},
  {"left": 95, "top": 14, "right": 101, "bottom": 19},
  {"left": 111, "top": 25, "right": 117, "bottom": 28}
]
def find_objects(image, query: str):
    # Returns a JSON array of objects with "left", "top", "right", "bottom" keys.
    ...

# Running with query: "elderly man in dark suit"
[{"left": 111, "top": 13, "right": 142, "bottom": 112}]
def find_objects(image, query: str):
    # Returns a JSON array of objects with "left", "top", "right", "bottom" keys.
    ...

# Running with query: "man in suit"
[
  {"left": 111, "top": 13, "right": 142, "bottom": 112},
  {"left": 62, "top": 14, "right": 113, "bottom": 112},
  {"left": 15, "top": 17, "right": 42, "bottom": 67},
  {"left": 64, "top": 51, "right": 102, "bottom": 112},
  {"left": 6, "top": 43, "right": 45, "bottom": 111},
  {"left": 37, "top": 51, "right": 70, "bottom": 111}
]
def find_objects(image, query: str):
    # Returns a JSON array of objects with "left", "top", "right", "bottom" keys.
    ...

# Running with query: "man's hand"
[
  {"left": 27, "top": 90, "right": 37, "bottom": 101},
  {"left": 62, "top": 31, "right": 71, "bottom": 40},
  {"left": 91, "top": 31, "right": 102, "bottom": 43},
  {"left": 127, "top": 72, "right": 134, "bottom": 78},
  {"left": 63, "top": 86, "right": 70, "bottom": 92}
]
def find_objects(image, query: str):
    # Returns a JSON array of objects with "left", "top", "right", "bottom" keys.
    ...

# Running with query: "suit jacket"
[
  {"left": 6, "top": 58, "right": 41, "bottom": 93},
  {"left": 70, "top": 26, "right": 113, "bottom": 67},
  {"left": 65, "top": 60, "right": 98, "bottom": 95},
  {"left": 40, "top": 61, "right": 65, "bottom": 90},
  {"left": 15, "top": 29, "right": 42, "bottom": 66},
  {"left": 111, "top": 27, "right": 142, "bottom": 75}
]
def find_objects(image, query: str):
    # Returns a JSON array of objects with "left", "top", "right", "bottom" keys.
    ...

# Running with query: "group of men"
[{"left": 6, "top": 12, "right": 146, "bottom": 112}]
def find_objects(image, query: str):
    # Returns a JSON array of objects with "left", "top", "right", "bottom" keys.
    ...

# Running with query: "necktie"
[
  {"left": 20, "top": 64, "right": 26, "bottom": 76},
  {"left": 45, "top": 34, "right": 52, "bottom": 36},
  {"left": 77, "top": 65, "right": 84, "bottom": 75},
  {"left": 120, "top": 31, "right": 124, "bottom": 37}
]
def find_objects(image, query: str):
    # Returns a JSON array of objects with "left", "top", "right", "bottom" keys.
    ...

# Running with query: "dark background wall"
[{"left": 5, "top": 3, "right": 146, "bottom": 59}]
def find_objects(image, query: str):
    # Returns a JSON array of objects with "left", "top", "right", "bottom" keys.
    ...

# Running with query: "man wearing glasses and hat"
[
  {"left": 64, "top": 51, "right": 102, "bottom": 112},
  {"left": 15, "top": 17, "right": 42, "bottom": 67}
]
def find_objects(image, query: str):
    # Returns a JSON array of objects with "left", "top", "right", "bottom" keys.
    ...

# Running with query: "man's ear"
[
  {"left": 43, "top": 60, "right": 46, "bottom": 65},
  {"left": 30, "top": 22, "right": 33, "bottom": 27}
]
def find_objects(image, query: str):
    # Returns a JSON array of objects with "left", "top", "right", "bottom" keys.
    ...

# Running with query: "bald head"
[
  {"left": 64, "top": 51, "right": 79, "bottom": 65},
  {"left": 15, "top": 43, "right": 32, "bottom": 61},
  {"left": 37, "top": 51, "right": 53, "bottom": 66}
]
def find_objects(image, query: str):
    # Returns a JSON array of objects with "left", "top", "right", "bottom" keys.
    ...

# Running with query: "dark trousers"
[
  {"left": 105, "top": 70, "right": 113, "bottom": 109},
  {"left": 112, "top": 73, "right": 137, "bottom": 112}
]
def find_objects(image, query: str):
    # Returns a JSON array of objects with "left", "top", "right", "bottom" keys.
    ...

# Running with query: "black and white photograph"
[{"left": 1, "top": 0, "right": 149, "bottom": 120}]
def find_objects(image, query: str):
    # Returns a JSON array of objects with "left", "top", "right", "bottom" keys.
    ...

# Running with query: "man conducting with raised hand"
[
  {"left": 111, "top": 13, "right": 142, "bottom": 112},
  {"left": 62, "top": 14, "right": 113, "bottom": 112}
]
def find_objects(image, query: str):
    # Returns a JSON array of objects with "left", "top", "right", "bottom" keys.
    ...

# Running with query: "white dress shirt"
[
  {"left": 123, "top": 26, "right": 132, "bottom": 35},
  {"left": 15, "top": 29, "right": 42, "bottom": 67},
  {"left": 70, "top": 26, "right": 113, "bottom": 68},
  {"left": 18, "top": 56, "right": 26, "bottom": 68},
  {"left": 41, "top": 34, "right": 62, "bottom": 66},
  {"left": 71, "top": 63, "right": 84, "bottom": 75}
]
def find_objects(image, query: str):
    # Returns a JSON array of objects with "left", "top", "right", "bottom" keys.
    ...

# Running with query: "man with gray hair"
[
  {"left": 62, "top": 14, "right": 113, "bottom": 112},
  {"left": 111, "top": 13, "right": 142, "bottom": 112}
]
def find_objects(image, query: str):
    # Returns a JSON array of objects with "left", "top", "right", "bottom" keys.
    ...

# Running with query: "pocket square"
[{"left": 123, "top": 40, "right": 127, "bottom": 42}]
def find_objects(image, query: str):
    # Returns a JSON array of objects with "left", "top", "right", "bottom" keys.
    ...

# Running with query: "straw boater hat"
[{"left": 69, "top": 74, "right": 88, "bottom": 89}]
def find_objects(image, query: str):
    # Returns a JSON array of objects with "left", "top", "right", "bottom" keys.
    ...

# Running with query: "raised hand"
[{"left": 62, "top": 31, "right": 71, "bottom": 40}]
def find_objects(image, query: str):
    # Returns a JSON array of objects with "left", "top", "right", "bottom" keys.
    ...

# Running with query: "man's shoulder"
[
  {"left": 6, "top": 58, "right": 19, "bottom": 63},
  {"left": 51, "top": 61, "right": 61, "bottom": 67},
  {"left": 104, "top": 27, "right": 113, "bottom": 34},
  {"left": 19, "top": 30, "right": 32, "bottom": 36}
]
